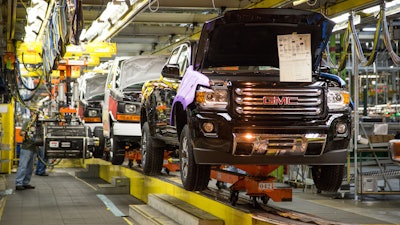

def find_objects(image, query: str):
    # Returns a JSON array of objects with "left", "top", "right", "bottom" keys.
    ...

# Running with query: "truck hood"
[
  {"left": 84, "top": 73, "right": 107, "bottom": 101},
  {"left": 119, "top": 55, "right": 166, "bottom": 90},
  {"left": 195, "top": 8, "right": 335, "bottom": 72}
]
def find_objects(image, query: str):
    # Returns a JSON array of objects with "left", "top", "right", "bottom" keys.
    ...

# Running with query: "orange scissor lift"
[
  {"left": 125, "top": 150, "right": 180, "bottom": 174},
  {"left": 210, "top": 164, "right": 292, "bottom": 206}
]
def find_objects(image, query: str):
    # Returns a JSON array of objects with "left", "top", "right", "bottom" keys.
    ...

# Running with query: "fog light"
[
  {"left": 202, "top": 122, "right": 214, "bottom": 133},
  {"left": 336, "top": 123, "right": 347, "bottom": 134}
]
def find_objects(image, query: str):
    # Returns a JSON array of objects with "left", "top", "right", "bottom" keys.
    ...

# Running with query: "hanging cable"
[
  {"left": 349, "top": 10, "right": 383, "bottom": 67},
  {"left": 148, "top": 0, "right": 159, "bottom": 13},
  {"left": 333, "top": 9, "right": 383, "bottom": 72},
  {"left": 337, "top": 24, "right": 351, "bottom": 72},
  {"left": 21, "top": 52, "right": 42, "bottom": 72},
  {"left": 15, "top": 60, "right": 43, "bottom": 92},
  {"left": 212, "top": 0, "right": 217, "bottom": 10},
  {"left": 382, "top": 3, "right": 400, "bottom": 65}
]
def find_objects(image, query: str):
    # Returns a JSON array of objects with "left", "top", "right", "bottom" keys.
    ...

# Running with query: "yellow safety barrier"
[
  {"left": 81, "top": 159, "right": 273, "bottom": 225},
  {"left": 0, "top": 101, "right": 15, "bottom": 174}
]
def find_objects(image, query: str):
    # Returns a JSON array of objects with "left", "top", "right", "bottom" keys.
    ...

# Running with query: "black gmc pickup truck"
[{"left": 140, "top": 8, "right": 352, "bottom": 192}]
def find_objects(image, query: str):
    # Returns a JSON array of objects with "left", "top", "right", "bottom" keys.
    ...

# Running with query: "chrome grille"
[{"left": 234, "top": 87, "right": 324, "bottom": 116}]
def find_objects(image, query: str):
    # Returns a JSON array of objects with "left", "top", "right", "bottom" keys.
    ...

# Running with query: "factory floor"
[{"left": 0, "top": 166, "right": 399, "bottom": 225}]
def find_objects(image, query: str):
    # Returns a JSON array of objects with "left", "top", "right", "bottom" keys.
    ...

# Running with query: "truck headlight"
[
  {"left": 125, "top": 104, "right": 137, "bottom": 113},
  {"left": 327, "top": 88, "right": 350, "bottom": 111},
  {"left": 88, "top": 110, "right": 98, "bottom": 117},
  {"left": 196, "top": 86, "right": 228, "bottom": 110}
]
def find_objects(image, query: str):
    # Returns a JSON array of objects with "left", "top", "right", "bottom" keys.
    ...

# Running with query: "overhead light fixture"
[
  {"left": 81, "top": 0, "right": 149, "bottom": 43},
  {"left": 99, "top": 2, "right": 121, "bottom": 22},
  {"left": 332, "top": 14, "right": 360, "bottom": 32},
  {"left": 362, "top": 0, "right": 400, "bottom": 15},
  {"left": 293, "top": 0, "right": 308, "bottom": 6},
  {"left": 362, "top": 27, "right": 376, "bottom": 32},
  {"left": 331, "top": 13, "right": 350, "bottom": 24},
  {"left": 362, "top": 5, "right": 379, "bottom": 14},
  {"left": 23, "top": 0, "right": 53, "bottom": 42}
]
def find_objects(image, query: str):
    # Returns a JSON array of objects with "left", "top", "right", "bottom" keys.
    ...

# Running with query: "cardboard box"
[
  {"left": 368, "top": 135, "right": 395, "bottom": 143},
  {"left": 368, "top": 135, "right": 383, "bottom": 143}
]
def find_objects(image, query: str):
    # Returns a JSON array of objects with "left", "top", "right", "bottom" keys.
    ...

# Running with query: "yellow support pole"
[{"left": 0, "top": 100, "right": 15, "bottom": 174}]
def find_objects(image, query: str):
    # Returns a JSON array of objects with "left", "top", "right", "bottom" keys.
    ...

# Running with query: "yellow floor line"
[
  {"left": 122, "top": 216, "right": 134, "bottom": 225},
  {"left": 74, "top": 176, "right": 98, "bottom": 191}
]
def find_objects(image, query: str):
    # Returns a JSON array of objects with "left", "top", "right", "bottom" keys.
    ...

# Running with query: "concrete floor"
[{"left": 0, "top": 167, "right": 399, "bottom": 225}]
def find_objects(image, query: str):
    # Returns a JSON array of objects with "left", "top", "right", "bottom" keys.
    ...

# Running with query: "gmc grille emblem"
[{"left": 263, "top": 96, "right": 298, "bottom": 105}]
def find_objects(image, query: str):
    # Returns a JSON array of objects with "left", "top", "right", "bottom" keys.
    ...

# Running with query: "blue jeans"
[
  {"left": 36, "top": 147, "right": 47, "bottom": 175},
  {"left": 15, "top": 148, "right": 36, "bottom": 186}
]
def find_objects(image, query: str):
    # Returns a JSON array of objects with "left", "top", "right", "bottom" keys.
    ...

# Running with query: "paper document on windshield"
[{"left": 277, "top": 33, "right": 312, "bottom": 82}]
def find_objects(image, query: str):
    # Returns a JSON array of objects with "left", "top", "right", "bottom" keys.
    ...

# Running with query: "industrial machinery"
[{"left": 39, "top": 59, "right": 99, "bottom": 161}]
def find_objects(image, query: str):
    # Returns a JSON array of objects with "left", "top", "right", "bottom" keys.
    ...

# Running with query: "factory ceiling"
[{"left": 1, "top": 0, "right": 399, "bottom": 60}]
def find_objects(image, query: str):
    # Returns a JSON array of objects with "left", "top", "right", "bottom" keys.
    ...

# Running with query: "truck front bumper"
[
  {"left": 113, "top": 122, "right": 141, "bottom": 137},
  {"left": 191, "top": 112, "right": 351, "bottom": 165}
]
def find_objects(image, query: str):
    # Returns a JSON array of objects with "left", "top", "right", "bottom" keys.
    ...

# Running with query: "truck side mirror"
[{"left": 161, "top": 64, "right": 180, "bottom": 78}]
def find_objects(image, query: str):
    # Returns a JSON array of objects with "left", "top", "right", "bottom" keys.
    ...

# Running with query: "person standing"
[
  {"left": 15, "top": 111, "right": 39, "bottom": 190},
  {"left": 35, "top": 146, "right": 48, "bottom": 176}
]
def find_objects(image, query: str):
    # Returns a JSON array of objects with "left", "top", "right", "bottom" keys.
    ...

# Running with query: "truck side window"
[
  {"left": 168, "top": 48, "right": 180, "bottom": 64},
  {"left": 178, "top": 45, "right": 189, "bottom": 76},
  {"left": 115, "top": 67, "right": 120, "bottom": 89}
]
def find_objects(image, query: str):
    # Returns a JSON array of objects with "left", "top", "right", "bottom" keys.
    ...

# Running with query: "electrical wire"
[
  {"left": 307, "top": 0, "right": 318, "bottom": 7},
  {"left": 212, "top": 0, "right": 217, "bottom": 10},
  {"left": 148, "top": 0, "right": 159, "bottom": 13},
  {"left": 382, "top": 4, "right": 400, "bottom": 65},
  {"left": 337, "top": 24, "right": 351, "bottom": 72},
  {"left": 349, "top": 10, "right": 382, "bottom": 67},
  {"left": 332, "top": 8, "right": 383, "bottom": 72}
]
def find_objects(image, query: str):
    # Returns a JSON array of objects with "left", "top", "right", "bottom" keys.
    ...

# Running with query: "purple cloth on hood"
[{"left": 170, "top": 66, "right": 209, "bottom": 125}]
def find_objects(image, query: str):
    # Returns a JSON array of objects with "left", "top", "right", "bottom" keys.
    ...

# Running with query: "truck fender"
[
  {"left": 170, "top": 66, "right": 209, "bottom": 126},
  {"left": 103, "top": 111, "right": 116, "bottom": 138}
]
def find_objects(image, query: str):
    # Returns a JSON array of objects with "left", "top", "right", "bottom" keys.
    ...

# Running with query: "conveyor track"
[{"left": 124, "top": 164, "right": 348, "bottom": 225}]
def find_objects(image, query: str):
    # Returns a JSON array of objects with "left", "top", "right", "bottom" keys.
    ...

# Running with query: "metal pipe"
[{"left": 352, "top": 34, "right": 360, "bottom": 201}]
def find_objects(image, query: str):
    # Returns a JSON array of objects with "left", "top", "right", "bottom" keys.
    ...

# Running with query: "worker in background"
[
  {"left": 15, "top": 111, "right": 39, "bottom": 190},
  {"left": 35, "top": 146, "right": 48, "bottom": 176},
  {"left": 35, "top": 111, "right": 48, "bottom": 176}
]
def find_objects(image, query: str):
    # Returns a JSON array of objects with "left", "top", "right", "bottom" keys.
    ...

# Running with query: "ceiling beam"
[
  {"left": 155, "top": 0, "right": 253, "bottom": 8},
  {"left": 247, "top": 0, "right": 291, "bottom": 8},
  {"left": 325, "top": 0, "right": 381, "bottom": 17},
  {"left": 116, "top": 24, "right": 202, "bottom": 37}
]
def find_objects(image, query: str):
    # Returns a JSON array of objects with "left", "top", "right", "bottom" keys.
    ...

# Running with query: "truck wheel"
[
  {"left": 93, "top": 127, "right": 105, "bottom": 158},
  {"left": 311, "top": 165, "right": 344, "bottom": 192},
  {"left": 179, "top": 125, "right": 210, "bottom": 191},
  {"left": 141, "top": 122, "right": 163, "bottom": 175},
  {"left": 110, "top": 134, "right": 125, "bottom": 165}
]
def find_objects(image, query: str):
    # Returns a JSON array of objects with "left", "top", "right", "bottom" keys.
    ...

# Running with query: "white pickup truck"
[{"left": 102, "top": 55, "right": 166, "bottom": 164}]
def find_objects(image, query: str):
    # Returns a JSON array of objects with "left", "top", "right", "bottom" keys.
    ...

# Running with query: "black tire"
[
  {"left": 179, "top": 125, "right": 210, "bottom": 191},
  {"left": 110, "top": 133, "right": 125, "bottom": 165},
  {"left": 141, "top": 122, "right": 163, "bottom": 175},
  {"left": 311, "top": 165, "right": 344, "bottom": 192},
  {"left": 93, "top": 126, "right": 105, "bottom": 158},
  {"left": 86, "top": 127, "right": 95, "bottom": 158}
]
